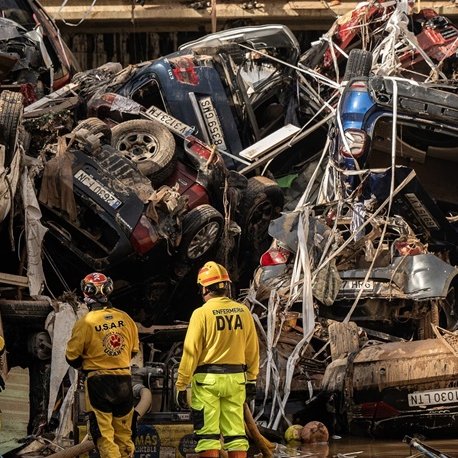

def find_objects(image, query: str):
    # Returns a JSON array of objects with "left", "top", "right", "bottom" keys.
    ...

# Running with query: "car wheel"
[
  {"left": 73, "top": 117, "right": 112, "bottom": 144},
  {"left": 179, "top": 205, "right": 223, "bottom": 261},
  {"left": 343, "top": 49, "right": 373, "bottom": 81},
  {"left": 241, "top": 176, "right": 284, "bottom": 247},
  {"left": 0, "top": 90, "right": 23, "bottom": 166},
  {"left": 111, "top": 119, "right": 176, "bottom": 185}
]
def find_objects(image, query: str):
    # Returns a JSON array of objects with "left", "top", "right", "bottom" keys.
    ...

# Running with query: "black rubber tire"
[
  {"left": 111, "top": 119, "right": 176, "bottom": 185},
  {"left": 0, "top": 302, "right": 52, "bottom": 321},
  {"left": 343, "top": 49, "right": 373, "bottom": 81},
  {"left": 240, "top": 176, "right": 284, "bottom": 246},
  {"left": 73, "top": 117, "right": 112, "bottom": 144},
  {"left": 179, "top": 204, "right": 224, "bottom": 261},
  {"left": 0, "top": 90, "right": 23, "bottom": 166}
]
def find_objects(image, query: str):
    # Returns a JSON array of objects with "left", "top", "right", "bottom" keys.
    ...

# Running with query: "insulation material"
[
  {"left": 21, "top": 168, "right": 48, "bottom": 297},
  {"left": 45, "top": 302, "right": 88, "bottom": 430},
  {"left": 38, "top": 137, "right": 77, "bottom": 222}
]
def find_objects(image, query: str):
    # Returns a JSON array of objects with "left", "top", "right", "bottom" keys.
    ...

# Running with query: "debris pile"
[{"left": 1, "top": 0, "right": 458, "bottom": 455}]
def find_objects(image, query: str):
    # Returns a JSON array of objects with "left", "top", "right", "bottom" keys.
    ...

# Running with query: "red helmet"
[{"left": 81, "top": 272, "right": 113, "bottom": 299}]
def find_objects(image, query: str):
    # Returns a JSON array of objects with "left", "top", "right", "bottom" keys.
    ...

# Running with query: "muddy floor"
[{"left": 275, "top": 437, "right": 458, "bottom": 457}]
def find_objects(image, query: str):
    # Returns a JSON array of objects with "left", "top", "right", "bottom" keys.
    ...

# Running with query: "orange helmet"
[
  {"left": 197, "top": 261, "right": 231, "bottom": 289},
  {"left": 81, "top": 272, "right": 113, "bottom": 299}
]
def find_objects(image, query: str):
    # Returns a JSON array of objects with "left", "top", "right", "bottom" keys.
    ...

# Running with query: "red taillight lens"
[
  {"left": 350, "top": 81, "right": 368, "bottom": 91},
  {"left": 260, "top": 246, "right": 291, "bottom": 267},
  {"left": 340, "top": 128, "right": 368, "bottom": 158},
  {"left": 130, "top": 215, "right": 159, "bottom": 254},
  {"left": 361, "top": 401, "right": 399, "bottom": 419},
  {"left": 185, "top": 136, "right": 213, "bottom": 161},
  {"left": 172, "top": 58, "right": 199, "bottom": 85},
  {"left": 395, "top": 241, "right": 424, "bottom": 256}
]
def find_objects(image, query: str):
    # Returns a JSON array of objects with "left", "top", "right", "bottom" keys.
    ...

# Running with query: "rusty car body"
[{"left": 321, "top": 337, "right": 458, "bottom": 437}]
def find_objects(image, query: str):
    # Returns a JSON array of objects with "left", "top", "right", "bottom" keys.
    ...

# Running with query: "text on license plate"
[
  {"left": 408, "top": 388, "right": 458, "bottom": 407},
  {"left": 145, "top": 105, "right": 194, "bottom": 138},
  {"left": 341, "top": 280, "right": 374, "bottom": 291},
  {"left": 74, "top": 169, "right": 122, "bottom": 209},
  {"left": 198, "top": 96, "right": 227, "bottom": 151}
]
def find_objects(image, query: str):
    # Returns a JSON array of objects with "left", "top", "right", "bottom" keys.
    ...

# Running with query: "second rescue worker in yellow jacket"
[{"left": 176, "top": 261, "right": 260, "bottom": 458}]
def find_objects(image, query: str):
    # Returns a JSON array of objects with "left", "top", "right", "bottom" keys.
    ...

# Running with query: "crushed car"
[
  {"left": 0, "top": 0, "right": 79, "bottom": 100},
  {"left": 321, "top": 323, "right": 458, "bottom": 438}
]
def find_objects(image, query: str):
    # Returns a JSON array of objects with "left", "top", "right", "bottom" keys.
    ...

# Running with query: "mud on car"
[{"left": 254, "top": 60, "right": 458, "bottom": 338}]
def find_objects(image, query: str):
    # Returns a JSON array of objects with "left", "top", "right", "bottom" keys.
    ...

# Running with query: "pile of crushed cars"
[{"left": 2, "top": 0, "right": 458, "bottom": 453}]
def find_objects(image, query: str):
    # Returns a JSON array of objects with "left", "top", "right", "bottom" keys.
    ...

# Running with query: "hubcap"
[{"left": 116, "top": 132, "right": 159, "bottom": 164}]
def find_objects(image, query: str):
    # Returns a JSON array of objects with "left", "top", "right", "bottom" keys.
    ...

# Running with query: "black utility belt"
[
  {"left": 195, "top": 364, "right": 246, "bottom": 374},
  {"left": 83, "top": 367, "right": 130, "bottom": 374}
]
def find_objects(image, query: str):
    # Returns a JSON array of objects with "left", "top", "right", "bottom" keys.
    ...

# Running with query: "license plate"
[
  {"left": 74, "top": 169, "right": 122, "bottom": 209},
  {"left": 198, "top": 96, "right": 227, "bottom": 151},
  {"left": 408, "top": 388, "right": 458, "bottom": 407},
  {"left": 341, "top": 280, "right": 374, "bottom": 291},
  {"left": 145, "top": 105, "right": 194, "bottom": 138}
]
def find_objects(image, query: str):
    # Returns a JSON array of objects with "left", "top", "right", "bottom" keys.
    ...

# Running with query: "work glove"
[
  {"left": 176, "top": 390, "right": 189, "bottom": 410},
  {"left": 131, "top": 410, "right": 140, "bottom": 440},
  {"left": 245, "top": 381, "right": 256, "bottom": 403},
  {"left": 0, "top": 374, "right": 4, "bottom": 392}
]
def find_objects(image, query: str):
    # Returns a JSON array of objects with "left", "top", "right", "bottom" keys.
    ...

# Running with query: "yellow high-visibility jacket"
[
  {"left": 66, "top": 306, "right": 139, "bottom": 374},
  {"left": 176, "top": 296, "right": 259, "bottom": 391}
]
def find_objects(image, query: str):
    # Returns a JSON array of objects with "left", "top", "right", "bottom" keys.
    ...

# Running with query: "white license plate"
[
  {"left": 198, "top": 96, "right": 227, "bottom": 151},
  {"left": 341, "top": 280, "right": 374, "bottom": 291},
  {"left": 408, "top": 388, "right": 458, "bottom": 407},
  {"left": 145, "top": 105, "right": 194, "bottom": 138},
  {"left": 74, "top": 169, "right": 122, "bottom": 209}
]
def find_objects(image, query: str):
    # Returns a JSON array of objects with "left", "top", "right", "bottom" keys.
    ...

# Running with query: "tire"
[
  {"left": 240, "top": 176, "right": 284, "bottom": 246},
  {"left": 73, "top": 117, "right": 112, "bottom": 144},
  {"left": 111, "top": 119, "right": 176, "bottom": 184},
  {"left": 179, "top": 205, "right": 224, "bottom": 261},
  {"left": 343, "top": 49, "right": 373, "bottom": 81},
  {"left": 0, "top": 90, "right": 24, "bottom": 166},
  {"left": 0, "top": 301, "right": 52, "bottom": 322}
]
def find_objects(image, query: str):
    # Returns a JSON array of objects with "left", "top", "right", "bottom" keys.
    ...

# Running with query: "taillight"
[
  {"left": 361, "top": 401, "right": 399, "bottom": 419},
  {"left": 340, "top": 128, "right": 368, "bottom": 158},
  {"left": 130, "top": 215, "right": 159, "bottom": 254},
  {"left": 395, "top": 240, "right": 424, "bottom": 256},
  {"left": 186, "top": 136, "right": 213, "bottom": 161},
  {"left": 260, "top": 246, "right": 291, "bottom": 267},
  {"left": 171, "top": 57, "right": 199, "bottom": 85},
  {"left": 349, "top": 81, "right": 368, "bottom": 91}
]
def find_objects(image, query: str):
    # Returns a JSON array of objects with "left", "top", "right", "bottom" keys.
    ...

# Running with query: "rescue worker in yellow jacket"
[
  {"left": 66, "top": 273, "right": 139, "bottom": 458},
  {"left": 175, "top": 261, "right": 260, "bottom": 458}
]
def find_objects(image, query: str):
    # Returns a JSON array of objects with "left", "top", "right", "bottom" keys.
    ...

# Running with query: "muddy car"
[
  {"left": 84, "top": 25, "right": 306, "bottom": 174},
  {"left": 297, "top": 0, "right": 458, "bottom": 125},
  {"left": 321, "top": 335, "right": 458, "bottom": 438},
  {"left": 299, "top": 2, "right": 458, "bottom": 82},
  {"left": 0, "top": 0, "right": 79, "bottom": 100}
]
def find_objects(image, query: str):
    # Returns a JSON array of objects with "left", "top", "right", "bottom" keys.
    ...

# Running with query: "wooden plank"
[
  {"left": 41, "top": 1, "right": 458, "bottom": 25},
  {"left": 328, "top": 321, "right": 359, "bottom": 361},
  {"left": 0, "top": 272, "right": 28, "bottom": 288}
]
